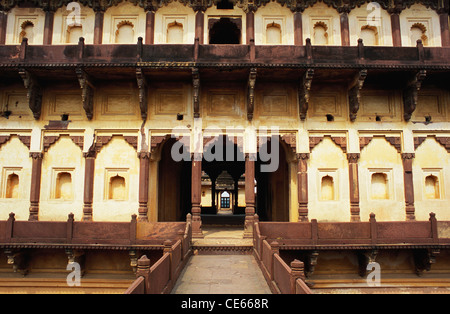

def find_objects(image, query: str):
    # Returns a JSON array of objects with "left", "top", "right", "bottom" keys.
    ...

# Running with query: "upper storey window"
[{"left": 209, "top": 17, "right": 241, "bottom": 44}]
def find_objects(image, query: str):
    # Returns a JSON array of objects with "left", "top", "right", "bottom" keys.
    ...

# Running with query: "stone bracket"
[
  {"left": 403, "top": 70, "right": 426, "bottom": 122},
  {"left": 299, "top": 68, "right": 314, "bottom": 121},
  {"left": 65, "top": 248, "right": 86, "bottom": 276},
  {"left": 357, "top": 249, "right": 378, "bottom": 277},
  {"left": 192, "top": 67, "right": 200, "bottom": 118},
  {"left": 247, "top": 67, "right": 257, "bottom": 121},
  {"left": 19, "top": 68, "right": 42, "bottom": 120},
  {"left": 413, "top": 248, "right": 440, "bottom": 276},
  {"left": 5, "top": 249, "right": 29, "bottom": 276},
  {"left": 136, "top": 67, "right": 148, "bottom": 121},
  {"left": 76, "top": 67, "right": 95, "bottom": 120},
  {"left": 348, "top": 69, "right": 367, "bottom": 122}
]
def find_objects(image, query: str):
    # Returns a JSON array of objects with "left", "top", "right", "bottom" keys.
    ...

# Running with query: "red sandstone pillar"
[
  {"left": 29, "top": 152, "right": 43, "bottom": 221},
  {"left": 244, "top": 153, "right": 256, "bottom": 238},
  {"left": 246, "top": 9, "right": 255, "bottom": 45},
  {"left": 390, "top": 11, "right": 402, "bottom": 47},
  {"left": 297, "top": 153, "right": 309, "bottom": 222},
  {"left": 93, "top": 10, "right": 104, "bottom": 45},
  {"left": 348, "top": 153, "right": 361, "bottom": 222},
  {"left": 191, "top": 153, "right": 203, "bottom": 238},
  {"left": 43, "top": 10, "right": 54, "bottom": 45},
  {"left": 138, "top": 152, "right": 150, "bottom": 222},
  {"left": 402, "top": 153, "right": 416, "bottom": 220},
  {"left": 195, "top": 9, "right": 204, "bottom": 44},
  {"left": 82, "top": 151, "right": 95, "bottom": 221},
  {"left": 0, "top": 11, "right": 7, "bottom": 45},
  {"left": 145, "top": 11, "right": 155, "bottom": 45},
  {"left": 293, "top": 11, "right": 303, "bottom": 46},
  {"left": 439, "top": 12, "right": 450, "bottom": 47},
  {"left": 340, "top": 11, "right": 350, "bottom": 46}
]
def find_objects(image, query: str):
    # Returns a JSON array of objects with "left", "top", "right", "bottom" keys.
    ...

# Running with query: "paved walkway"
[{"left": 171, "top": 226, "right": 272, "bottom": 294}]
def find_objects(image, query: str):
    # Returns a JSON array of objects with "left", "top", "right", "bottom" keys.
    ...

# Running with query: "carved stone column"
[
  {"left": 244, "top": 153, "right": 256, "bottom": 238},
  {"left": 297, "top": 153, "right": 309, "bottom": 222},
  {"left": 82, "top": 150, "right": 96, "bottom": 221},
  {"left": 347, "top": 153, "right": 361, "bottom": 222},
  {"left": 402, "top": 153, "right": 416, "bottom": 221},
  {"left": 194, "top": 8, "right": 205, "bottom": 44},
  {"left": 29, "top": 152, "right": 43, "bottom": 221},
  {"left": 246, "top": 6, "right": 256, "bottom": 45},
  {"left": 138, "top": 152, "right": 151, "bottom": 222},
  {"left": 191, "top": 153, "right": 203, "bottom": 238}
]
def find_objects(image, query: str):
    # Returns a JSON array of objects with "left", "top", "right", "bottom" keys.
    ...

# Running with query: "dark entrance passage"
[
  {"left": 158, "top": 138, "right": 192, "bottom": 222},
  {"left": 256, "top": 136, "right": 290, "bottom": 222},
  {"left": 209, "top": 18, "right": 241, "bottom": 44},
  {"left": 201, "top": 135, "right": 245, "bottom": 225}
]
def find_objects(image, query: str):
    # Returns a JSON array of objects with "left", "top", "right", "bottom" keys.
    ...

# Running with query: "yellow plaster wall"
[
  {"left": 39, "top": 136, "right": 84, "bottom": 221},
  {"left": 103, "top": 2, "right": 146, "bottom": 44},
  {"left": 5, "top": 7, "right": 45, "bottom": 45},
  {"left": 302, "top": 2, "right": 341, "bottom": 46},
  {"left": 308, "top": 137, "right": 350, "bottom": 222},
  {"left": 52, "top": 4, "right": 95, "bottom": 44},
  {"left": 154, "top": 2, "right": 196, "bottom": 44},
  {"left": 400, "top": 3, "right": 442, "bottom": 47},
  {"left": 359, "top": 137, "right": 405, "bottom": 221},
  {"left": 413, "top": 137, "right": 450, "bottom": 221},
  {"left": 92, "top": 136, "right": 139, "bottom": 222},
  {"left": 254, "top": 2, "right": 294, "bottom": 45}
]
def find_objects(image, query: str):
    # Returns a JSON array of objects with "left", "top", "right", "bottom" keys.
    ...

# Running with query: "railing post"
[
  {"left": 430, "top": 212, "right": 438, "bottom": 244},
  {"left": 370, "top": 213, "right": 377, "bottom": 245},
  {"left": 136, "top": 255, "right": 151, "bottom": 294},
  {"left": 311, "top": 219, "right": 318, "bottom": 246},
  {"left": 67, "top": 213, "right": 74, "bottom": 244},
  {"left": 290, "top": 259, "right": 305, "bottom": 294},
  {"left": 164, "top": 240, "right": 173, "bottom": 281},
  {"left": 270, "top": 241, "right": 279, "bottom": 281},
  {"left": 6, "top": 212, "right": 15, "bottom": 243}
]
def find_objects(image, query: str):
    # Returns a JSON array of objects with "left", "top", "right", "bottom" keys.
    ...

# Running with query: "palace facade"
[{"left": 0, "top": 0, "right": 449, "bottom": 293}]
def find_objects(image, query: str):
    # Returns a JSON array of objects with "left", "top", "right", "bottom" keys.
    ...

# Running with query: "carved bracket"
[
  {"left": 360, "top": 136, "right": 402, "bottom": 154},
  {"left": 65, "top": 249, "right": 86, "bottom": 276},
  {"left": 414, "top": 248, "right": 440, "bottom": 276},
  {"left": 247, "top": 68, "right": 257, "bottom": 121},
  {"left": 299, "top": 68, "right": 314, "bottom": 121},
  {"left": 305, "top": 250, "right": 319, "bottom": 278},
  {"left": 76, "top": 67, "right": 95, "bottom": 120},
  {"left": 136, "top": 67, "right": 148, "bottom": 121},
  {"left": 19, "top": 68, "right": 42, "bottom": 120},
  {"left": 357, "top": 249, "right": 378, "bottom": 277},
  {"left": 414, "top": 136, "right": 450, "bottom": 153},
  {"left": 348, "top": 69, "right": 367, "bottom": 122},
  {"left": 192, "top": 67, "right": 200, "bottom": 118},
  {"left": 310, "top": 135, "right": 347, "bottom": 153},
  {"left": 280, "top": 133, "right": 296, "bottom": 153},
  {"left": 5, "top": 249, "right": 29, "bottom": 276},
  {"left": 403, "top": 70, "right": 426, "bottom": 122}
]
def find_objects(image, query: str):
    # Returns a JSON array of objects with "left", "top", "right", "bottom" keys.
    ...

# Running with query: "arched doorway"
[
  {"left": 158, "top": 137, "right": 192, "bottom": 221},
  {"left": 201, "top": 135, "right": 245, "bottom": 224}
]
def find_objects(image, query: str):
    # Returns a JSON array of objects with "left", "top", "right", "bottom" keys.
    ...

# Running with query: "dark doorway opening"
[
  {"left": 209, "top": 18, "right": 241, "bottom": 44},
  {"left": 158, "top": 138, "right": 192, "bottom": 222}
]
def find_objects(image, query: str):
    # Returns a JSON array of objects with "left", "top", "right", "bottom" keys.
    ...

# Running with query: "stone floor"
[{"left": 171, "top": 225, "right": 272, "bottom": 294}]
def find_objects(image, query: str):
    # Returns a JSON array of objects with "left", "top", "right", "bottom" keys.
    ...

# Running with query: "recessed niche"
[
  {"left": 371, "top": 173, "right": 389, "bottom": 200},
  {"left": 425, "top": 175, "right": 440, "bottom": 200},
  {"left": 55, "top": 172, "right": 73, "bottom": 200},
  {"left": 5, "top": 173, "right": 19, "bottom": 199},
  {"left": 109, "top": 175, "right": 126, "bottom": 200},
  {"left": 320, "top": 175, "right": 335, "bottom": 201}
]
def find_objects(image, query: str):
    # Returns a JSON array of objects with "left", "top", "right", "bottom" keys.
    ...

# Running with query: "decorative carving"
[
  {"left": 150, "top": 135, "right": 170, "bottom": 153},
  {"left": 305, "top": 250, "right": 319, "bottom": 278},
  {"left": 348, "top": 69, "right": 367, "bottom": 122},
  {"left": 357, "top": 249, "right": 378, "bottom": 277},
  {"left": 136, "top": 67, "right": 148, "bottom": 121},
  {"left": 414, "top": 136, "right": 450, "bottom": 153},
  {"left": 70, "top": 136, "right": 84, "bottom": 150},
  {"left": 65, "top": 249, "right": 86, "bottom": 276},
  {"left": 124, "top": 136, "right": 138, "bottom": 150},
  {"left": 281, "top": 133, "right": 296, "bottom": 153},
  {"left": 43, "top": 136, "right": 59, "bottom": 152},
  {"left": 5, "top": 249, "right": 29, "bottom": 276},
  {"left": 298, "top": 68, "right": 314, "bottom": 121},
  {"left": 360, "top": 136, "right": 402, "bottom": 154},
  {"left": 94, "top": 135, "right": 113, "bottom": 153},
  {"left": 19, "top": 69, "right": 42, "bottom": 120},
  {"left": 76, "top": 67, "right": 95, "bottom": 120},
  {"left": 247, "top": 68, "right": 257, "bottom": 121},
  {"left": 413, "top": 248, "right": 440, "bottom": 276},
  {"left": 192, "top": 67, "right": 200, "bottom": 118},
  {"left": 347, "top": 153, "right": 360, "bottom": 163},
  {"left": 403, "top": 70, "right": 426, "bottom": 122},
  {"left": 310, "top": 136, "right": 347, "bottom": 153}
]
